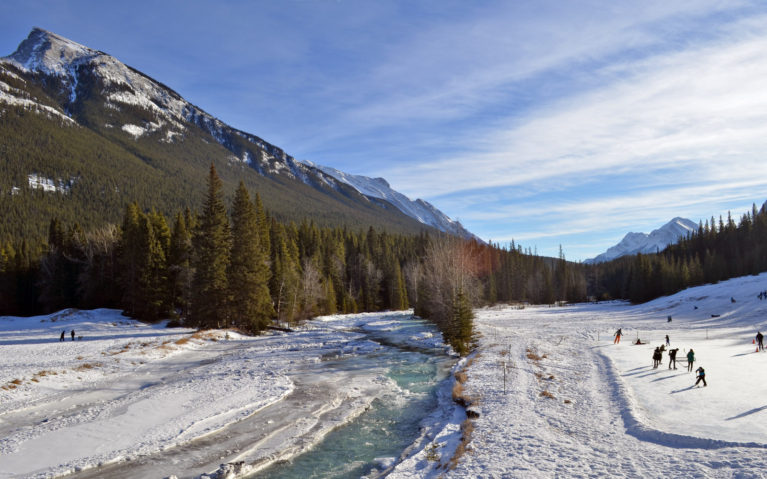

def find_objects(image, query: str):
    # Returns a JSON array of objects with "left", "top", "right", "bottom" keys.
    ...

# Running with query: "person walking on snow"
[
  {"left": 695, "top": 366, "right": 707, "bottom": 387},
  {"left": 687, "top": 349, "right": 695, "bottom": 372},
  {"left": 614, "top": 328, "right": 623, "bottom": 344},
  {"left": 71, "top": 329, "right": 75, "bottom": 341},
  {"left": 668, "top": 348, "right": 679, "bottom": 369},
  {"left": 652, "top": 347, "right": 662, "bottom": 368},
  {"left": 59, "top": 330, "right": 65, "bottom": 342},
  {"left": 665, "top": 334, "right": 670, "bottom": 347},
  {"left": 757, "top": 331, "right": 764, "bottom": 351}
]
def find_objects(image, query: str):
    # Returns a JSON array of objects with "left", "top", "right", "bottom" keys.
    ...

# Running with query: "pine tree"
[
  {"left": 451, "top": 288, "right": 474, "bottom": 356},
  {"left": 269, "top": 220, "right": 301, "bottom": 324},
  {"left": 168, "top": 212, "right": 193, "bottom": 320},
  {"left": 191, "top": 164, "right": 231, "bottom": 328},
  {"left": 134, "top": 212, "right": 167, "bottom": 320},
  {"left": 228, "top": 182, "right": 274, "bottom": 333},
  {"left": 117, "top": 202, "right": 141, "bottom": 316}
]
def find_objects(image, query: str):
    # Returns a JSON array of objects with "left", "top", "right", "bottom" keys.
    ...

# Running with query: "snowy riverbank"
[
  {"left": 0, "top": 310, "right": 452, "bottom": 478},
  {"left": 401, "top": 272, "right": 767, "bottom": 478}
]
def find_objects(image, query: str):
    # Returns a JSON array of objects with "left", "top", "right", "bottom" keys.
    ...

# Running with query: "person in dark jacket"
[
  {"left": 59, "top": 330, "right": 65, "bottom": 342},
  {"left": 71, "top": 329, "right": 75, "bottom": 341},
  {"left": 695, "top": 366, "right": 707, "bottom": 387},
  {"left": 757, "top": 331, "right": 764, "bottom": 352},
  {"left": 614, "top": 328, "right": 623, "bottom": 344},
  {"left": 652, "top": 347, "right": 662, "bottom": 368},
  {"left": 687, "top": 349, "right": 695, "bottom": 372},
  {"left": 668, "top": 348, "right": 679, "bottom": 369}
]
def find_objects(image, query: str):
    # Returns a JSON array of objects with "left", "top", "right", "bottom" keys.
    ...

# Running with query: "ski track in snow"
[{"left": 430, "top": 273, "right": 767, "bottom": 478}]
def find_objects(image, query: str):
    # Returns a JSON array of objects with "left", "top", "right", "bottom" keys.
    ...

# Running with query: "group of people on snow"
[
  {"left": 614, "top": 329, "right": 703, "bottom": 386},
  {"left": 59, "top": 329, "right": 76, "bottom": 341}
]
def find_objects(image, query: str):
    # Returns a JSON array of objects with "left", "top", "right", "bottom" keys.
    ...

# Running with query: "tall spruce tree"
[
  {"left": 228, "top": 182, "right": 274, "bottom": 333},
  {"left": 191, "top": 164, "right": 231, "bottom": 328},
  {"left": 168, "top": 212, "right": 193, "bottom": 320}
]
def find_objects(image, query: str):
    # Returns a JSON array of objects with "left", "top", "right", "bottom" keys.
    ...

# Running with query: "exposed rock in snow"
[{"left": 27, "top": 173, "right": 75, "bottom": 194}]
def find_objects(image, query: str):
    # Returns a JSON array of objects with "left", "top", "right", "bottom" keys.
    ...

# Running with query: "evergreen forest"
[{"left": 1, "top": 163, "right": 766, "bottom": 355}]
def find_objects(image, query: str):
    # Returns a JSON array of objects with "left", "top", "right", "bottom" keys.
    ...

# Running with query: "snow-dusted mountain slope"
[
  {"left": 0, "top": 28, "right": 476, "bottom": 239},
  {"left": 585, "top": 217, "right": 697, "bottom": 264},
  {"left": 304, "top": 162, "right": 477, "bottom": 240}
]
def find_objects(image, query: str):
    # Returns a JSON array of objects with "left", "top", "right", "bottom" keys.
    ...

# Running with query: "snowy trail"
[
  {"left": 442, "top": 307, "right": 767, "bottom": 478},
  {"left": 389, "top": 273, "right": 767, "bottom": 478}
]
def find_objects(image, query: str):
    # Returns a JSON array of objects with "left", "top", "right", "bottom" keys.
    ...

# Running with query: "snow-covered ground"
[
  {"left": 4, "top": 273, "right": 767, "bottom": 478},
  {"left": 390, "top": 272, "right": 767, "bottom": 478},
  {"left": 0, "top": 310, "right": 449, "bottom": 478}
]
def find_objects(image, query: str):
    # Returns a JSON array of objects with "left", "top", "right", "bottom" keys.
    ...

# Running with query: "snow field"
[
  {"left": 428, "top": 273, "right": 767, "bottom": 478},
  {"left": 0, "top": 309, "right": 295, "bottom": 478}
]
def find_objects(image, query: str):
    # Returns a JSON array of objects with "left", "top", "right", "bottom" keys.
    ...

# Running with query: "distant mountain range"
[
  {"left": 585, "top": 217, "right": 698, "bottom": 264},
  {"left": 0, "top": 28, "right": 476, "bottom": 241}
]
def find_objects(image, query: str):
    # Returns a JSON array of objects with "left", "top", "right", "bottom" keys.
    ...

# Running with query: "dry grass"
[
  {"left": 74, "top": 362, "right": 102, "bottom": 372},
  {"left": 465, "top": 354, "right": 479, "bottom": 368},
  {"left": 539, "top": 390, "right": 555, "bottom": 399},
  {"left": 564, "top": 399, "right": 572, "bottom": 404},
  {"left": 526, "top": 348, "right": 548, "bottom": 362},
  {"left": 10, "top": 379, "right": 22, "bottom": 385},
  {"left": 175, "top": 337, "right": 190, "bottom": 345},
  {"left": 449, "top": 418, "right": 475, "bottom": 469},
  {"left": 452, "top": 381, "right": 465, "bottom": 403},
  {"left": 455, "top": 370, "right": 468, "bottom": 384}
]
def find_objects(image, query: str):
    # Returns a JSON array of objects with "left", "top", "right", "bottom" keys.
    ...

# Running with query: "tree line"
[
  {"left": 0, "top": 164, "right": 592, "bottom": 353},
  {"left": 588, "top": 204, "right": 767, "bottom": 303},
  {"left": 4, "top": 163, "right": 763, "bottom": 353}
]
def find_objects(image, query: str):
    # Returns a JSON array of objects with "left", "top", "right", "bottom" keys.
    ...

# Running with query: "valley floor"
[
  {"left": 390, "top": 272, "right": 767, "bottom": 478},
  {"left": 3, "top": 272, "right": 767, "bottom": 478}
]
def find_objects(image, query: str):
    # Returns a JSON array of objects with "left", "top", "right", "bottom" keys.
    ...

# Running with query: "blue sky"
[{"left": 3, "top": 1, "right": 767, "bottom": 261}]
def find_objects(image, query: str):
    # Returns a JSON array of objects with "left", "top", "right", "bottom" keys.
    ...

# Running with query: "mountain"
[
  {"left": 0, "top": 28, "right": 473, "bottom": 243},
  {"left": 303, "top": 162, "right": 477, "bottom": 240},
  {"left": 585, "top": 217, "right": 698, "bottom": 264}
]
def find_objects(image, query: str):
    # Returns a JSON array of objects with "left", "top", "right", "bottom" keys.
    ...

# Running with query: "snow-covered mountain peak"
[
  {"left": 585, "top": 217, "right": 697, "bottom": 264},
  {"left": 4, "top": 28, "right": 97, "bottom": 76},
  {"left": 303, "top": 161, "right": 478, "bottom": 240}
]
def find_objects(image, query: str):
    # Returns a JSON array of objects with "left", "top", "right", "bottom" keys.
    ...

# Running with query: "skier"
[
  {"left": 652, "top": 347, "right": 662, "bottom": 369},
  {"left": 71, "top": 329, "right": 75, "bottom": 341},
  {"left": 757, "top": 331, "right": 764, "bottom": 352},
  {"left": 687, "top": 349, "right": 695, "bottom": 372},
  {"left": 695, "top": 366, "right": 707, "bottom": 387},
  {"left": 668, "top": 348, "right": 679, "bottom": 369},
  {"left": 59, "top": 330, "right": 65, "bottom": 342},
  {"left": 665, "top": 334, "right": 670, "bottom": 347},
  {"left": 614, "top": 328, "right": 623, "bottom": 344}
]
